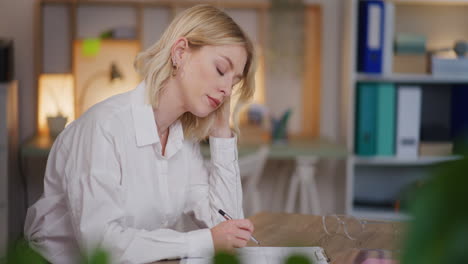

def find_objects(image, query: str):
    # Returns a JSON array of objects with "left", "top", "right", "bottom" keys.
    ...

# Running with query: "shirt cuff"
[
  {"left": 209, "top": 135, "right": 238, "bottom": 165},
  {"left": 186, "top": 228, "right": 214, "bottom": 258}
]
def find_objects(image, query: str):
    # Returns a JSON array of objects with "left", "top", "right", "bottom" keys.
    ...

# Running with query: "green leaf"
[
  {"left": 284, "top": 254, "right": 313, "bottom": 264},
  {"left": 80, "top": 248, "right": 110, "bottom": 264},
  {"left": 2, "top": 239, "right": 47, "bottom": 264},
  {"left": 212, "top": 251, "right": 240, "bottom": 264},
  {"left": 82, "top": 38, "right": 101, "bottom": 57}
]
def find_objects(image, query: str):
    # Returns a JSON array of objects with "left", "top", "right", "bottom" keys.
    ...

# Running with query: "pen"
[{"left": 218, "top": 209, "right": 260, "bottom": 245}]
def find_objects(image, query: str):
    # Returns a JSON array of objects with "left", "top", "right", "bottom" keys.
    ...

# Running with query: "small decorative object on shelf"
[
  {"left": 100, "top": 26, "right": 137, "bottom": 40},
  {"left": 47, "top": 113, "right": 67, "bottom": 138},
  {"left": 429, "top": 40, "right": 468, "bottom": 77},
  {"left": 271, "top": 108, "right": 292, "bottom": 145}
]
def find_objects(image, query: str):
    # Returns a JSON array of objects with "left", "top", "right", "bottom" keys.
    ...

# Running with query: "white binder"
[{"left": 397, "top": 86, "right": 422, "bottom": 158}]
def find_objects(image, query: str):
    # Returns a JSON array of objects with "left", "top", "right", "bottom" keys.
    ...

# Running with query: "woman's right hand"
[{"left": 210, "top": 219, "right": 254, "bottom": 252}]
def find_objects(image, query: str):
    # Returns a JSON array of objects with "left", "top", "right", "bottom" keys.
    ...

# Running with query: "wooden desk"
[
  {"left": 248, "top": 212, "right": 401, "bottom": 260},
  {"left": 159, "top": 212, "right": 402, "bottom": 264}
]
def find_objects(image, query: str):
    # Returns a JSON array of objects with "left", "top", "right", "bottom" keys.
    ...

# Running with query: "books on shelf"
[
  {"left": 354, "top": 83, "right": 468, "bottom": 159},
  {"left": 354, "top": 84, "right": 464, "bottom": 159},
  {"left": 394, "top": 33, "right": 426, "bottom": 54},
  {"left": 420, "top": 85, "right": 452, "bottom": 142},
  {"left": 355, "top": 82, "right": 468, "bottom": 160}
]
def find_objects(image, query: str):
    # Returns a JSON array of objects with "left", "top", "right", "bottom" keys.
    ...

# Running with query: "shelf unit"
[
  {"left": 35, "top": 0, "right": 270, "bottom": 124},
  {"left": 352, "top": 206, "right": 410, "bottom": 221},
  {"left": 342, "top": 0, "right": 468, "bottom": 221},
  {"left": 356, "top": 73, "right": 468, "bottom": 84}
]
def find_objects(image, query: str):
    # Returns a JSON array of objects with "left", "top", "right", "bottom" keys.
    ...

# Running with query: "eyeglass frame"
[{"left": 322, "top": 214, "right": 398, "bottom": 241}]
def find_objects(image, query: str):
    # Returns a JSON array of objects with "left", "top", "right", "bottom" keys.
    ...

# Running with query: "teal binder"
[
  {"left": 376, "top": 83, "right": 396, "bottom": 156},
  {"left": 356, "top": 83, "right": 377, "bottom": 156}
]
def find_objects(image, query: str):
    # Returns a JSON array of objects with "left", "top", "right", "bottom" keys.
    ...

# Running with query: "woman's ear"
[{"left": 171, "top": 37, "right": 189, "bottom": 67}]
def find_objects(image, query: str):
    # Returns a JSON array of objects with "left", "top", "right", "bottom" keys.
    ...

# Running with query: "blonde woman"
[{"left": 24, "top": 5, "right": 257, "bottom": 263}]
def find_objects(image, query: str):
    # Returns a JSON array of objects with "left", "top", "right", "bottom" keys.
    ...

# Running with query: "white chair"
[
  {"left": 285, "top": 156, "right": 321, "bottom": 215},
  {"left": 238, "top": 146, "right": 269, "bottom": 217}
]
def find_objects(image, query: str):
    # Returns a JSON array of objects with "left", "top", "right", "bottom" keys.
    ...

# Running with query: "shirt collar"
[{"left": 131, "top": 81, "right": 185, "bottom": 152}]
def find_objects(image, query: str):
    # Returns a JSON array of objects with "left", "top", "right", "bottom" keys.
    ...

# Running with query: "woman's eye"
[{"left": 216, "top": 68, "right": 224, "bottom": 76}]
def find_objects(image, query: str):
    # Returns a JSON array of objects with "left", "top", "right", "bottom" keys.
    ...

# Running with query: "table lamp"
[
  {"left": 38, "top": 74, "right": 74, "bottom": 137},
  {"left": 78, "top": 62, "right": 124, "bottom": 115}
]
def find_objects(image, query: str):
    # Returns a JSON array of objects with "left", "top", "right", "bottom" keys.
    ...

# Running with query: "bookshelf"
[
  {"left": 342, "top": 0, "right": 468, "bottom": 221},
  {"left": 35, "top": 0, "right": 269, "bottom": 121}
]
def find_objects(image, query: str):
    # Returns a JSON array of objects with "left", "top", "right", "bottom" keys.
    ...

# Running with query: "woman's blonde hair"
[{"left": 134, "top": 4, "right": 256, "bottom": 141}]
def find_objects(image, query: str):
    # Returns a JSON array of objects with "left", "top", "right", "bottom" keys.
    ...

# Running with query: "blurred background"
[{"left": 1, "top": 0, "right": 468, "bottom": 256}]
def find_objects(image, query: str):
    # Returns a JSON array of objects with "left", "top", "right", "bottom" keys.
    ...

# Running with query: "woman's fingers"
[
  {"left": 232, "top": 219, "right": 254, "bottom": 233},
  {"left": 211, "top": 219, "right": 255, "bottom": 251},
  {"left": 235, "top": 228, "right": 251, "bottom": 242}
]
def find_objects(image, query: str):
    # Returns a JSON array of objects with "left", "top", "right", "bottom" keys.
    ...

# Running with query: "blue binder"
[
  {"left": 451, "top": 85, "right": 468, "bottom": 154},
  {"left": 358, "top": 0, "right": 385, "bottom": 74}
]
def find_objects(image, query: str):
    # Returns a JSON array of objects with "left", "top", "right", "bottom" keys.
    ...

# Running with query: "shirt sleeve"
[
  {"left": 63, "top": 120, "right": 214, "bottom": 264},
  {"left": 184, "top": 134, "right": 244, "bottom": 228}
]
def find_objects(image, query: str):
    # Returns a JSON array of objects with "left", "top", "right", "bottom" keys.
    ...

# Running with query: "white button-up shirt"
[{"left": 24, "top": 82, "right": 244, "bottom": 264}]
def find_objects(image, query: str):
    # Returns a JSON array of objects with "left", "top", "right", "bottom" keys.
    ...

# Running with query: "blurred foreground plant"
[
  {"left": 1, "top": 239, "right": 47, "bottom": 264},
  {"left": 1, "top": 239, "right": 109, "bottom": 264},
  {"left": 401, "top": 151, "right": 468, "bottom": 264}
]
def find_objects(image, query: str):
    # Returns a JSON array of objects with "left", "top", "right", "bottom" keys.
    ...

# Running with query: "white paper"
[{"left": 181, "top": 247, "right": 329, "bottom": 264}]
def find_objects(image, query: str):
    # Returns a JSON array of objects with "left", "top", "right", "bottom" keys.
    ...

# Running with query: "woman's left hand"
[{"left": 210, "top": 97, "right": 232, "bottom": 138}]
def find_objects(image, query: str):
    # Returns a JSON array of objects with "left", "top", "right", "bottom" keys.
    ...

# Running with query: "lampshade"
[{"left": 38, "top": 74, "right": 74, "bottom": 135}]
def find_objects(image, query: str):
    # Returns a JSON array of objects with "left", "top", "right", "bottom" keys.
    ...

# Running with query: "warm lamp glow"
[{"left": 38, "top": 74, "right": 75, "bottom": 135}]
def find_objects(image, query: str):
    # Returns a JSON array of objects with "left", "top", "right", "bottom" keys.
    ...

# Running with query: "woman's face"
[{"left": 176, "top": 44, "right": 248, "bottom": 117}]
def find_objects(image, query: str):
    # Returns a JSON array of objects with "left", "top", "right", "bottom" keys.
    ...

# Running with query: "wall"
[
  {"left": 304, "top": 0, "right": 346, "bottom": 213},
  {"left": 0, "top": 0, "right": 36, "bottom": 143}
]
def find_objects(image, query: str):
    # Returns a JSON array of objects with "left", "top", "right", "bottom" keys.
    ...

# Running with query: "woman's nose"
[{"left": 219, "top": 81, "right": 232, "bottom": 97}]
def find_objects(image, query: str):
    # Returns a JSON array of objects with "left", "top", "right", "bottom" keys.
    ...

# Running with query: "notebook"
[{"left": 181, "top": 247, "right": 329, "bottom": 264}]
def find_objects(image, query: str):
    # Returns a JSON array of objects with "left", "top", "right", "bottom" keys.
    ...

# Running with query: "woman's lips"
[{"left": 207, "top": 95, "right": 221, "bottom": 107}]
